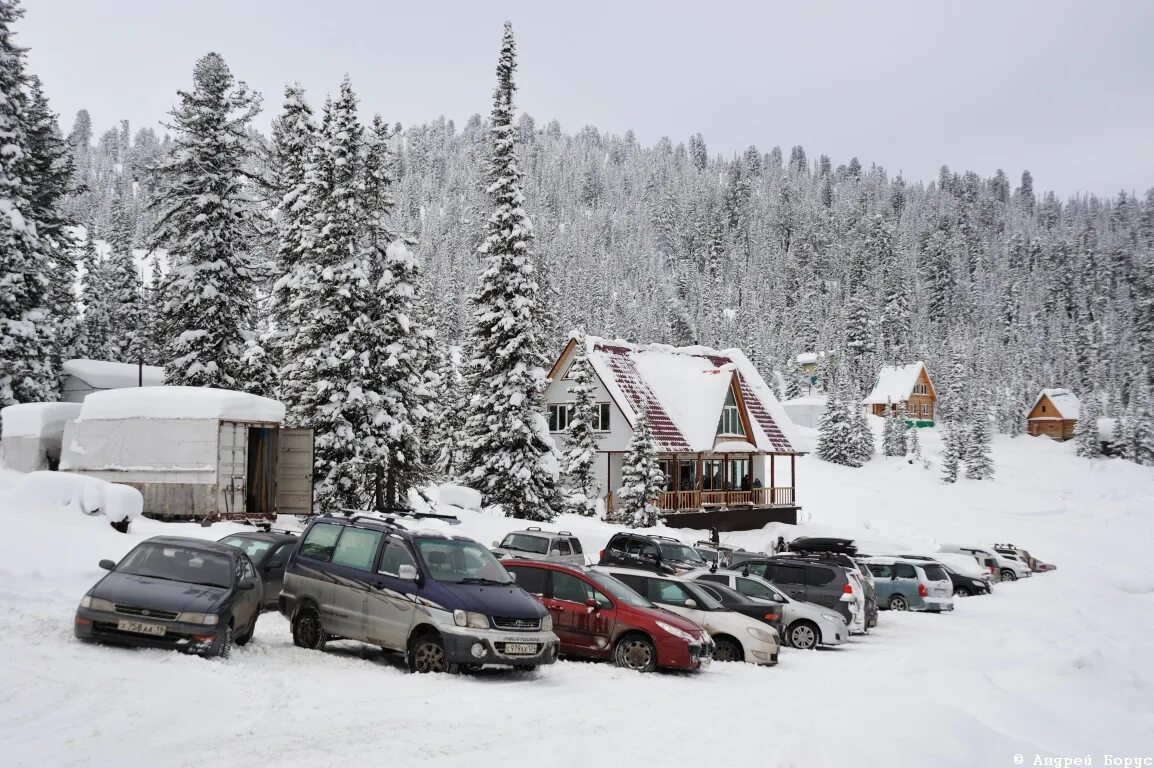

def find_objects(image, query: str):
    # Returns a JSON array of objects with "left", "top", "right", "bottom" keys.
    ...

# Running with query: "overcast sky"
[{"left": 19, "top": 0, "right": 1154, "bottom": 196}]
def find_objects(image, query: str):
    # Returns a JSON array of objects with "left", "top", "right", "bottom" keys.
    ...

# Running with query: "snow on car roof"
[
  {"left": 863, "top": 362, "right": 929, "bottom": 405},
  {"left": 76, "top": 386, "right": 286, "bottom": 423},
  {"left": 0, "top": 402, "right": 82, "bottom": 438}
]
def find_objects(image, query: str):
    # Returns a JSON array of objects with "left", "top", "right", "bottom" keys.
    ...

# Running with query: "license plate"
[
  {"left": 503, "top": 643, "right": 538, "bottom": 655},
  {"left": 117, "top": 619, "right": 166, "bottom": 636},
  {"left": 699, "top": 655, "right": 711, "bottom": 670}
]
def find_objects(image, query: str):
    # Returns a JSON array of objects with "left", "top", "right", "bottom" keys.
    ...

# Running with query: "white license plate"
[
  {"left": 504, "top": 643, "right": 538, "bottom": 655},
  {"left": 117, "top": 619, "right": 166, "bottom": 636}
]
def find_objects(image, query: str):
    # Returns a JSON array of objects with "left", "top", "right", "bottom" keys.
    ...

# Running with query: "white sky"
[{"left": 19, "top": 0, "right": 1154, "bottom": 196}]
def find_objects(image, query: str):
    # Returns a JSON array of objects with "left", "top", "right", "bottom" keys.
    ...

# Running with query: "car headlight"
[
  {"left": 971, "top": 579, "right": 984, "bottom": 588},
  {"left": 541, "top": 614, "right": 553, "bottom": 632},
  {"left": 655, "top": 620, "right": 695, "bottom": 643},
  {"left": 746, "top": 626, "right": 777, "bottom": 643},
  {"left": 79, "top": 595, "right": 115, "bottom": 612},
  {"left": 820, "top": 613, "right": 842, "bottom": 623},
  {"left": 452, "top": 609, "right": 489, "bottom": 629},
  {"left": 176, "top": 612, "right": 219, "bottom": 625}
]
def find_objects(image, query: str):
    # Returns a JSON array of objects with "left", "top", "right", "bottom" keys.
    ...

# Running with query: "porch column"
[
  {"left": 790, "top": 453, "right": 796, "bottom": 496},
  {"left": 770, "top": 453, "right": 776, "bottom": 489}
]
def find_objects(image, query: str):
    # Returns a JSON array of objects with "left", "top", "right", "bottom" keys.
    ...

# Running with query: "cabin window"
[
  {"left": 922, "top": 403, "right": 930, "bottom": 416},
  {"left": 658, "top": 459, "right": 674, "bottom": 492},
  {"left": 1041, "top": 405, "right": 1047, "bottom": 413},
  {"left": 913, "top": 383, "right": 929, "bottom": 395},
  {"left": 547, "top": 404, "right": 572, "bottom": 432},
  {"left": 591, "top": 403, "right": 611, "bottom": 431},
  {"left": 678, "top": 460, "right": 697, "bottom": 490},
  {"left": 717, "top": 388, "right": 742, "bottom": 435}
]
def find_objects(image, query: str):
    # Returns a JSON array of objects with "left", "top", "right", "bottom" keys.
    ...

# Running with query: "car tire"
[
  {"left": 409, "top": 632, "right": 458, "bottom": 674},
  {"left": 788, "top": 621, "right": 819, "bottom": 650},
  {"left": 613, "top": 633, "right": 658, "bottom": 672},
  {"left": 205, "top": 623, "right": 233, "bottom": 659},
  {"left": 1000, "top": 569, "right": 1017, "bottom": 582},
  {"left": 235, "top": 615, "right": 257, "bottom": 646},
  {"left": 712, "top": 637, "right": 743, "bottom": 662},
  {"left": 954, "top": 586, "right": 971, "bottom": 597},
  {"left": 291, "top": 606, "right": 327, "bottom": 650},
  {"left": 889, "top": 595, "right": 908, "bottom": 611}
]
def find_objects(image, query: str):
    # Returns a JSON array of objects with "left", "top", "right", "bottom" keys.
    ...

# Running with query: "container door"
[
  {"left": 276, "top": 428, "right": 314, "bottom": 516},
  {"left": 217, "top": 421, "right": 248, "bottom": 519}
]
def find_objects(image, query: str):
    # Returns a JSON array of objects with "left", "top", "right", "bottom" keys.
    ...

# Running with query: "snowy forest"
[{"left": 3, "top": 0, "right": 1153, "bottom": 520}]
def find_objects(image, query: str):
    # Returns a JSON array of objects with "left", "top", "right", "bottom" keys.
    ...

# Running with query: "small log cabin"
[
  {"left": 544, "top": 335, "right": 805, "bottom": 531},
  {"left": 1026, "top": 388, "right": 1080, "bottom": 440},
  {"left": 863, "top": 362, "right": 936, "bottom": 426}
]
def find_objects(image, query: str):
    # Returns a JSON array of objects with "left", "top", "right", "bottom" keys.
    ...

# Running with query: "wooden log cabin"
[
  {"left": 863, "top": 362, "right": 936, "bottom": 427},
  {"left": 1026, "top": 388, "right": 1080, "bottom": 440},
  {"left": 544, "top": 335, "right": 805, "bottom": 531}
]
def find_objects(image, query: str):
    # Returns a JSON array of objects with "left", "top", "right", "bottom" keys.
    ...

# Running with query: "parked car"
[
  {"left": 689, "top": 579, "right": 786, "bottom": 639},
  {"left": 861, "top": 557, "right": 954, "bottom": 612},
  {"left": 898, "top": 554, "right": 991, "bottom": 597},
  {"left": 728, "top": 549, "right": 770, "bottom": 567},
  {"left": 778, "top": 551, "right": 877, "bottom": 631},
  {"left": 490, "top": 527, "right": 585, "bottom": 565},
  {"left": 598, "top": 532, "right": 709, "bottom": 574},
  {"left": 994, "top": 543, "right": 1056, "bottom": 573},
  {"left": 502, "top": 560, "right": 713, "bottom": 672},
  {"left": 595, "top": 565, "right": 780, "bottom": 665},
  {"left": 218, "top": 531, "right": 298, "bottom": 610},
  {"left": 692, "top": 541, "right": 747, "bottom": 569},
  {"left": 74, "top": 536, "right": 263, "bottom": 658},
  {"left": 690, "top": 569, "right": 847, "bottom": 649},
  {"left": 281, "top": 515, "right": 559, "bottom": 673},
  {"left": 735, "top": 556, "right": 860, "bottom": 629},
  {"left": 941, "top": 544, "right": 1030, "bottom": 582}
]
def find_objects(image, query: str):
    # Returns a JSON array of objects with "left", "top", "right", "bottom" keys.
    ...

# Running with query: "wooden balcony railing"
[{"left": 653, "top": 487, "right": 795, "bottom": 511}]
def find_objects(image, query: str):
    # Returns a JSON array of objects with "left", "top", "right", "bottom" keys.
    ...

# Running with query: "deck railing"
[{"left": 650, "top": 487, "right": 794, "bottom": 511}]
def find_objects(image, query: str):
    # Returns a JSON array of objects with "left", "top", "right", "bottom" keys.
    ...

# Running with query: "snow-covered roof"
[
  {"left": 572, "top": 335, "right": 800, "bottom": 453},
  {"left": 1030, "top": 388, "right": 1081, "bottom": 420},
  {"left": 863, "top": 362, "right": 929, "bottom": 405},
  {"left": 62, "top": 359, "right": 165, "bottom": 389},
  {"left": 1, "top": 402, "right": 83, "bottom": 438},
  {"left": 76, "top": 387, "right": 286, "bottom": 423}
]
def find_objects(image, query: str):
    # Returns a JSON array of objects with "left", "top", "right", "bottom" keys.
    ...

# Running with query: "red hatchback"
[{"left": 503, "top": 560, "right": 713, "bottom": 672}]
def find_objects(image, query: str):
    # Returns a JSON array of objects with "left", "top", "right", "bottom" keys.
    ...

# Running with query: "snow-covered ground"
[{"left": 1, "top": 426, "right": 1152, "bottom": 767}]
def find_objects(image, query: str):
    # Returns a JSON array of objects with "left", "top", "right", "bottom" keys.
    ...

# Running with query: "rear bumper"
[
  {"left": 74, "top": 608, "right": 223, "bottom": 654},
  {"left": 918, "top": 598, "right": 954, "bottom": 612},
  {"left": 440, "top": 626, "right": 560, "bottom": 667}
]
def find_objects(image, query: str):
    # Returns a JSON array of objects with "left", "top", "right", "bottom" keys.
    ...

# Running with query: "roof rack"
[
  {"left": 337, "top": 507, "right": 461, "bottom": 525},
  {"left": 557, "top": 530, "right": 572, "bottom": 536},
  {"left": 526, "top": 526, "right": 542, "bottom": 531}
]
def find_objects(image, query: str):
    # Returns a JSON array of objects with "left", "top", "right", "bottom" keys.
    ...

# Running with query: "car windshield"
[
  {"left": 587, "top": 572, "right": 653, "bottom": 609},
  {"left": 498, "top": 533, "right": 550, "bottom": 555},
  {"left": 219, "top": 536, "right": 274, "bottom": 563},
  {"left": 117, "top": 543, "right": 233, "bottom": 588},
  {"left": 922, "top": 564, "right": 949, "bottom": 582},
  {"left": 659, "top": 542, "right": 706, "bottom": 563},
  {"left": 417, "top": 538, "right": 514, "bottom": 584}
]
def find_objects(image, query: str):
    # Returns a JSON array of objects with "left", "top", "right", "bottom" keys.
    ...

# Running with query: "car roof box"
[{"left": 788, "top": 536, "right": 858, "bottom": 555}]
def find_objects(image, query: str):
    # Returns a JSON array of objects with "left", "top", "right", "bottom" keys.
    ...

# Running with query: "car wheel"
[
  {"left": 409, "top": 632, "right": 458, "bottom": 674},
  {"left": 291, "top": 606, "right": 327, "bottom": 650},
  {"left": 235, "top": 615, "right": 257, "bottom": 646},
  {"left": 613, "top": 634, "right": 658, "bottom": 672},
  {"left": 205, "top": 623, "right": 233, "bottom": 659},
  {"left": 1000, "top": 569, "right": 1017, "bottom": 582},
  {"left": 713, "top": 637, "right": 743, "bottom": 662},
  {"left": 954, "top": 586, "right": 971, "bottom": 597},
  {"left": 889, "top": 595, "right": 909, "bottom": 611},
  {"left": 788, "top": 621, "right": 819, "bottom": 650}
]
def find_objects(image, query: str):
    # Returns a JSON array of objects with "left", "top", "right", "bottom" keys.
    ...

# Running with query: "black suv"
[{"left": 598, "top": 532, "right": 709, "bottom": 575}]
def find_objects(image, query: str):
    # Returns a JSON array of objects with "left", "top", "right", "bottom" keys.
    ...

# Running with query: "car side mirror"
[
  {"left": 398, "top": 564, "right": 419, "bottom": 581},
  {"left": 98, "top": 559, "right": 115, "bottom": 571},
  {"left": 238, "top": 580, "right": 255, "bottom": 591},
  {"left": 508, "top": 571, "right": 517, "bottom": 583},
  {"left": 891, "top": 574, "right": 898, "bottom": 580},
  {"left": 492, "top": 540, "right": 500, "bottom": 548},
  {"left": 584, "top": 597, "right": 599, "bottom": 611},
  {"left": 550, "top": 549, "right": 561, "bottom": 558},
  {"left": 684, "top": 599, "right": 697, "bottom": 608}
]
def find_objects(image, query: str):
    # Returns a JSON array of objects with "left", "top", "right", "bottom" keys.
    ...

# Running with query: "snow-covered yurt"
[
  {"left": 0, "top": 402, "right": 84, "bottom": 472},
  {"left": 59, "top": 387, "right": 313, "bottom": 521},
  {"left": 60, "top": 359, "right": 165, "bottom": 403}
]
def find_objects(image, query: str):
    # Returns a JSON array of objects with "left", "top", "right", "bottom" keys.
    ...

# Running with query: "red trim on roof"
[{"left": 596, "top": 344, "right": 691, "bottom": 452}]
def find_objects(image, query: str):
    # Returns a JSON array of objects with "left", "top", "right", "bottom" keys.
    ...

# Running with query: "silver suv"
[{"left": 491, "top": 527, "right": 586, "bottom": 565}]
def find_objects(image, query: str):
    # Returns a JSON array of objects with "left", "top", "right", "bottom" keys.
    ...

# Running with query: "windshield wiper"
[{"left": 458, "top": 577, "right": 511, "bottom": 586}]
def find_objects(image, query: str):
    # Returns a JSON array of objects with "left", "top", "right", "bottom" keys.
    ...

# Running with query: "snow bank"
[
  {"left": 77, "top": 386, "right": 285, "bottom": 423},
  {"left": 0, "top": 471, "right": 142, "bottom": 521},
  {"left": 62, "top": 359, "right": 165, "bottom": 389},
  {"left": 439, "top": 483, "right": 482, "bottom": 511},
  {"left": 0, "top": 402, "right": 82, "bottom": 438}
]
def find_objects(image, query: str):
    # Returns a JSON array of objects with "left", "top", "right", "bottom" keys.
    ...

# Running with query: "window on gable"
[
  {"left": 913, "top": 383, "right": 928, "bottom": 395},
  {"left": 591, "top": 403, "right": 611, "bottom": 431},
  {"left": 548, "top": 404, "right": 572, "bottom": 432},
  {"left": 717, "top": 388, "right": 742, "bottom": 435}
]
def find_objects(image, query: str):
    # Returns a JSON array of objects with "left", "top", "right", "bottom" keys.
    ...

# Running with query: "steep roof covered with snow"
[
  {"left": 62, "top": 359, "right": 165, "bottom": 389},
  {"left": 575, "top": 335, "right": 800, "bottom": 453},
  {"left": 1031, "top": 388, "right": 1081, "bottom": 420},
  {"left": 863, "top": 362, "right": 929, "bottom": 405},
  {"left": 76, "top": 387, "right": 285, "bottom": 423}
]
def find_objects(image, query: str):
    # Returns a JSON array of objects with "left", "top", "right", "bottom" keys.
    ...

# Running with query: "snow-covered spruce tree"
[
  {"left": 907, "top": 420, "right": 923, "bottom": 464},
  {"left": 0, "top": 0, "right": 59, "bottom": 415},
  {"left": 431, "top": 345, "right": 467, "bottom": 479},
  {"left": 102, "top": 197, "right": 148, "bottom": 363},
  {"left": 963, "top": 407, "right": 994, "bottom": 480},
  {"left": 1074, "top": 393, "right": 1102, "bottom": 458},
  {"left": 848, "top": 382, "right": 874, "bottom": 466},
  {"left": 562, "top": 331, "right": 599, "bottom": 516},
  {"left": 459, "top": 23, "right": 560, "bottom": 521},
  {"left": 816, "top": 390, "right": 856, "bottom": 466},
  {"left": 148, "top": 52, "right": 265, "bottom": 389},
  {"left": 1128, "top": 385, "right": 1154, "bottom": 466},
  {"left": 883, "top": 402, "right": 907, "bottom": 457},
  {"left": 266, "top": 83, "right": 317, "bottom": 381},
  {"left": 612, "top": 412, "right": 664, "bottom": 528},
  {"left": 940, "top": 423, "right": 962, "bottom": 484},
  {"left": 75, "top": 231, "right": 112, "bottom": 359}
]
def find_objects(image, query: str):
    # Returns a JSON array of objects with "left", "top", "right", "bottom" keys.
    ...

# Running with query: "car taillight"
[
  {"left": 764, "top": 613, "right": 780, "bottom": 622},
  {"left": 843, "top": 583, "right": 853, "bottom": 595},
  {"left": 599, "top": 550, "right": 604, "bottom": 561},
  {"left": 918, "top": 583, "right": 928, "bottom": 598}
]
